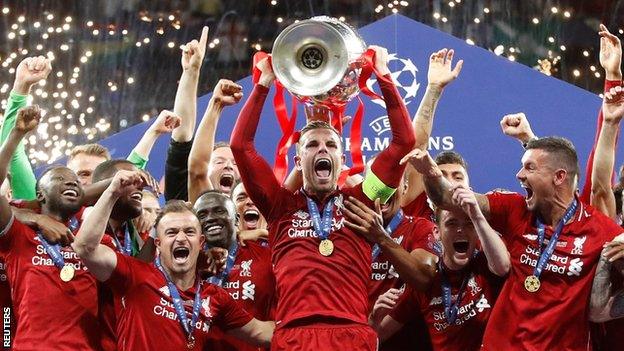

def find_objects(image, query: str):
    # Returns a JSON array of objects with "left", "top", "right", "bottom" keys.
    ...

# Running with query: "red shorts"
[{"left": 271, "top": 323, "right": 378, "bottom": 351}]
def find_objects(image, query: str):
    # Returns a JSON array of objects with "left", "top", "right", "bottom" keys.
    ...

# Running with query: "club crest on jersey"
[
  {"left": 240, "top": 260, "right": 252, "bottom": 277},
  {"left": 571, "top": 236, "right": 586, "bottom": 255},
  {"left": 293, "top": 210, "right": 309, "bottom": 220},
  {"left": 468, "top": 276, "right": 481, "bottom": 295},
  {"left": 202, "top": 297, "right": 213, "bottom": 318}
]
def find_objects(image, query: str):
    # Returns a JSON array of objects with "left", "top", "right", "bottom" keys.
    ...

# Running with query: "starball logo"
[{"left": 345, "top": 53, "right": 454, "bottom": 159}]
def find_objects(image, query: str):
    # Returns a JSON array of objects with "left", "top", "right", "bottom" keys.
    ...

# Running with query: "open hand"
[
  {"left": 428, "top": 48, "right": 463, "bottom": 88},
  {"left": 343, "top": 197, "right": 387, "bottom": 244},
  {"left": 599, "top": 24, "right": 622, "bottom": 80}
]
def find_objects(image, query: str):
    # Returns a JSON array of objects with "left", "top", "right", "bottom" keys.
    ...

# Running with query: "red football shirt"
[
  {"left": 390, "top": 253, "right": 500, "bottom": 351},
  {"left": 207, "top": 241, "right": 275, "bottom": 351},
  {"left": 368, "top": 215, "right": 436, "bottom": 351},
  {"left": 482, "top": 192, "right": 624, "bottom": 350},
  {"left": 402, "top": 192, "right": 434, "bottom": 222},
  {"left": 106, "top": 252, "right": 253, "bottom": 350},
  {"left": 259, "top": 187, "right": 375, "bottom": 328},
  {"left": 0, "top": 215, "right": 108, "bottom": 350}
]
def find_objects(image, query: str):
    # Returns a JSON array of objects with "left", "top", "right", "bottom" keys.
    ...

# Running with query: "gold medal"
[
  {"left": 319, "top": 239, "right": 334, "bottom": 256},
  {"left": 524, "top": 275, "right": 540, "bottom": 293},
  {"left": 186, "top": 336, "right": 195, "bottom": 349},
  {"left": 60, "top": 265, "right": 75, "bottom": 282}
]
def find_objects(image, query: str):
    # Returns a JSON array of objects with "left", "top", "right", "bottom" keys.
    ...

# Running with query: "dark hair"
[
  {"left": 36, "top": 165, "right": 68, "bottom": 191},
  {"left": 525, "top": 137, "right": 579, "bottom": 184},
  {"left": 297, "top": 121, "right": 342, "bottom": 152},
  {"left": 214, "top": 141, "right": 230, "bottom": 151},
  {"left": 434, "top": 151, "right": 468, "bottom": 170},
  {"left": 92, "top": 159, "right": 135, "bottom": 183},
  {"left": 154, "top": 200, "right": 197, "bottom": 229}
]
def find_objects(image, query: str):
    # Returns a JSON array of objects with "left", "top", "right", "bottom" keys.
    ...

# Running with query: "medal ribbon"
[
  {"left": 306, "top": 196, "right": 335, "bottom": 240},
  {"left": 371, "top": 209, "right": 404, "bottom": 260},
  {"left": 36, "top": 216, "right": 79, "bottom": 270},
  {"left": 155, "top": 256, "right": 202, "bottom": 344},
  {"left": 439, "top": 259, "right": 471, "bottom": 325},
  {"left": 208, "top": 241, "right": 239, "bottom": 287},
  {"left": 533, "top": 199, "right": 578, "bottom": 278},
  {"left": 111, "top": 221, "right": 133, "bottom": 256}
]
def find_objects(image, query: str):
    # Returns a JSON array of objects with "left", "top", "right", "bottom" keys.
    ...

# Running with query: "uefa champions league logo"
[
  {"left": 366, "top": 53, "right": 419, "bottom": 137},
  {"left": 366, "top": 53, "right": 420, "bottom": 108}
]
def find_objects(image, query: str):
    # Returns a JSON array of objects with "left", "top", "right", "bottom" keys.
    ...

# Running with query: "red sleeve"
[
  {"left": 389, "top": 286, "right": 421, "bottom": 324},
  {"left": 230, "top": 84, "right": 289, "bottom": 220},
  {"left": 214, "top": 287, "right": 254, "bottom": 330},
  {"left": 105, "top": 251, "right": 142, "bottom": 294},
  {"left": 580, "top": 79, "right": 622, "bottom": 203},
  {"left": 485, "top": 192, "right": 529, "bottom": 238},
  {"left": 370, "top": 74, "right": 416, "bottom": 189},
  {"left": 0, "top": 217, "right": 23, "bottom": 256},
  {"left": 405, "top": 218, "right": 436, "bottom": 253}
]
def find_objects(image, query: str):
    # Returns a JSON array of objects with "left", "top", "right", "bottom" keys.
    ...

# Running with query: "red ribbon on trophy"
[{"left": 252, "top": 43, "right": 393, "bottom": 186}]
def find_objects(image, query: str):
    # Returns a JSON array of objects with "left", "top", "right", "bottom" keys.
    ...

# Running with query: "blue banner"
[{"left": 52, "top": 14, "right": 607, "bottom": 195}]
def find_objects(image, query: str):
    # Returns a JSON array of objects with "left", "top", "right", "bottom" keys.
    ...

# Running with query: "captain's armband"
[{"left": 362, "top": 171, "right": 396, "bottom": 203}]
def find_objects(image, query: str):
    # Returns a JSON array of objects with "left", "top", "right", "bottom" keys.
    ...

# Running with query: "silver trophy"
[{"left": 271, "top": 16, "right": 367, "bottom": 109}]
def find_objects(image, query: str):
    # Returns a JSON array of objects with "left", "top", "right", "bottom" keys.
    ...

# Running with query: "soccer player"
[
  {"left": 0, "top": 105, "right": 110, "bottom": 350},
  {"left": 230, "top": 45, "right": 415, "bottom": 350},
  {"left": 367, "top": 186, "right": 508, "bottom": 351},
  {"left": 231, "top": 181, "right": 269, "bottom": 245},
  {"left": 405, "top": 135, "right": 624, "bottom": 350},
  {"left": 401, "top": 48, "right": 463, "bottom": 221},
  {"left": 195, "top": 191, "right": 274, "bottom": 351},
  {"left": 188, "top": 79, "right": 243, "bottom": 202},
  {"left": 73, "top": 173, "right": 274, "bottom": 350}
]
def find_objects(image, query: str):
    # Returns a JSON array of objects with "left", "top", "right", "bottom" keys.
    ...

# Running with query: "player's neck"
[
  {"left": 303, "top": 184, "right": 337, "bottom": 203},
  {"left": 41, "top": 205, "right": 71, "bottom": 223},
  {"left": 442, "top": 253, "right": 463, "bottom": 271},
  {"left": 165, "top": 265, "right": 196, "bottom": 291},
  {"left": 108, "top": 218, "right": 123, "bottom": 233},
  {"left": 541, "top": 191, "right": 575, "bottom": 227}
]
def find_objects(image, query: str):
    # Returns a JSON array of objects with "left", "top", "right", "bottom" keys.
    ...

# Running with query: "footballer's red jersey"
[
  {"left": 368, "top": 215, "right": 436, "bottom": 308},
  {"left": 207, "top": 241, "right": 275, "bottom": 351},
  {"left": 368, "top": 215, "right": 436, "bottom": 351},
  {"left": 390, "top": 253, "right": 501, "bottom": 351},
  {"left": 106, "top": 252, "right": 253, "bottom": 350},
  {"left": 402, "top": 192, "right": 434, "bottom": 222},
  {"left": 0, "top": 212, "right": 112, "bottom": 350},
  {"left": 263, "top": 188, "right": 375, "bottom": 327},
  {"left": 231, "top": 73, "right": 414, "bottom": 331},
  {"left": 482, "top": 192, "right": 623, "bottom": 350}
]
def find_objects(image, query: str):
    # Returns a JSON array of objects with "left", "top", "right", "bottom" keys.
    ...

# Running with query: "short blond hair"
[{"left": 68, "top": 144, "right": 111, "bottom": 161}]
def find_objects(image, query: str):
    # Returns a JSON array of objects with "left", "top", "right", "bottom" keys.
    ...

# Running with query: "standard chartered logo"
[
  {"left": 242, "top": 281, "right": 255, "bottom": 301},
  {"left": 567, "top": 258, "right": 583, "bottom": 276}
]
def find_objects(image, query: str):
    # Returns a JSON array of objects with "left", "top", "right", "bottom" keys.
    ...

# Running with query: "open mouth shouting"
[
  {"left": 314, "top": 158, "right": 332, "bottom": 181},
  {"left": 61, "top": 188, "right": 80, "bottom": 201},
  {"left": 453, "top": 239, "right": 470, "bottom": 254},
  {"left": 204, "top": 224, "right": 224, "bottom": 239},
  {"left": 129, "top": 191, "right": 143, "bottom": 203},
  {"left": 219, "top": 174, "right": 235, "bottom": 192},
  {"left": 172, "top": 245, "right": 191, "bottom": 265},
  {"left": 521, "top": 184, "right": 534, "bottom": 205},
  {"left": 242, "top": 209, "right": 260, "bottom": 230}
]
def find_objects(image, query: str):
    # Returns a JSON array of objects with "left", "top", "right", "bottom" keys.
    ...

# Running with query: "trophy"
[{"left": 271, "top": 16, "right": 367, "bottom": 110}]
